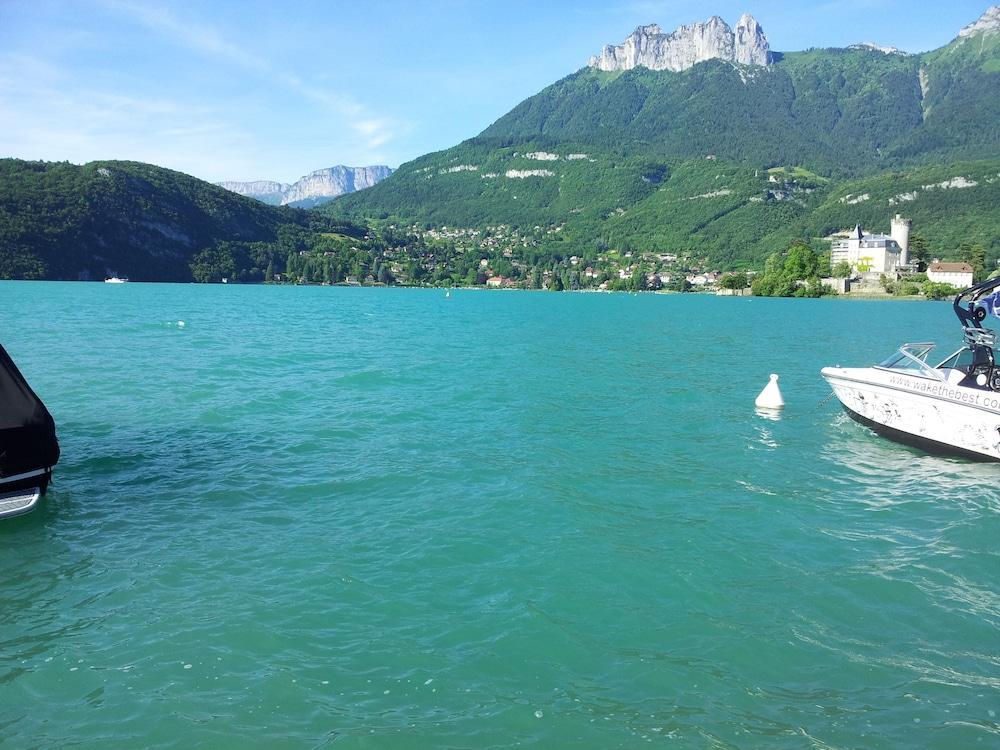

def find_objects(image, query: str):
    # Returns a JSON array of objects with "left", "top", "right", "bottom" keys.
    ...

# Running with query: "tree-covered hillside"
[
  {"left": 0, "top": 159, "right": 364, "bottom": 281},
  {"left": 478, "top": 32, "right": 999, "bottom": 174},
  {"left": 479, "top": 51, "right": 928, "bottom": 176},
  {"left": 328, "top": 28, "right": 1000, "bottom": 269}
]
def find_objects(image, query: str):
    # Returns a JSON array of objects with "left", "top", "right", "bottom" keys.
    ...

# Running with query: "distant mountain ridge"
[
  {"left": 218, "top": 165, "right": 393, "bottom": 208},
  {"left": 217, "top": 180, "right": 288, "bottom": 205}
]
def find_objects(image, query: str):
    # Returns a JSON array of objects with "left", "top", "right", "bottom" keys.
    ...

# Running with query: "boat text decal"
[{"left": 887, "top": 375, "right": 1000, "bottom": 410}]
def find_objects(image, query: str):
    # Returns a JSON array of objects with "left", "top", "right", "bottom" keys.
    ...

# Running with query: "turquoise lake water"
[{"left": 1, "top": 282, "right": 997, "bottom": 748}]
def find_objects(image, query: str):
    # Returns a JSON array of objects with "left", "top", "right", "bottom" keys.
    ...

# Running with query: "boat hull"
[
  {"left": 838, "top": 402, "right": 999, "bottom": 461},
  {"left": 822, "top": 366, "right": 1000, "bottom": 461}
]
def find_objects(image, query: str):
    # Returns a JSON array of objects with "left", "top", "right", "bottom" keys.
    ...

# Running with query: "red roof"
[{"left": 929, "top": 262, "right": 973, "bottom": 273}]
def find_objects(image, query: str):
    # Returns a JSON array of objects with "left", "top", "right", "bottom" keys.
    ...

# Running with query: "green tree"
[
  {"left": 630, "top": 267, "right": 645, "bottom": 291},
  {"left": 493, "top": 258, "right": 513, "bottom": 278},
  {"left": 719, "top": 271, "right": 748, "bottom": 289},
  {"left": 763, "top": 251, "right": 783, "bottom": 275},
  {"left": 286, "top": 251, "right": 300, "bottom": 281},
  {"left": 0, "top": 246, "right": 46, "bottom": 279},
  {"left": 922, "top": 281, "right": 960, "bottom": 300},
  {"left": 832, "top": 260, "right": 852, "bottom": 278},
  {"left": 800, "top": 277, "right": 831, "bottom": 297},
  {"left": 908, "top": 233, "right": 929, "bottom": 265},
  {"left": 784, "top": 242, "right": 818, "bottom": 280},
  {"left": 959, "top": 242, "right": 986, "bottom": 282},
  {"left": 406, "top": 261, "right": 425, "bottom": 283},
  {"left": 667, "top": 275, "right": 691, "bottom": 292},
  {"left": 816, "top": 250, "right": 832, "bottom": 279},
  {"left": 190, "top": 243, "right": 236, "bottom": 283},
  {"left": 752, "top": 272, "right": 795, "bottom": 297},
  {"left": 752, "top": 241, "right": 821, "bottom": 297}
]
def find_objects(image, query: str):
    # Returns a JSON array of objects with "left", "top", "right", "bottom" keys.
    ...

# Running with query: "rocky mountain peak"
[
  {"left": 282, "top": 165, "right": 393, "bottom": 208},
  {"left": 959, "top": 5, "right": 1000, "bottom": 37},
  {"left": 217, "top": 165, "right": 393, "bottom": 208},
  {"left": 734, "top": 14, "right": 767, "bottom": 65},
  {"left": 588, "top": 13, "right": 770, "bottom": 72}
]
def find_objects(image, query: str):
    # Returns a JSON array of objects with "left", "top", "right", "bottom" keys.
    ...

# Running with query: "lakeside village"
[{"left": 266, "top": 213, "right": 986, "bottom": 300}]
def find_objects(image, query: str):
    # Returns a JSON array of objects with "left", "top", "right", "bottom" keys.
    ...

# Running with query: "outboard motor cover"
[{"left": 0, "top": 343, "right": 59, "bottom": 491}]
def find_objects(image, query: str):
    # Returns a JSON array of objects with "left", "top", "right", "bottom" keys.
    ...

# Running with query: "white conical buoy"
[{"left": 755, "top": 373, "right": 784, "bottom": 409}]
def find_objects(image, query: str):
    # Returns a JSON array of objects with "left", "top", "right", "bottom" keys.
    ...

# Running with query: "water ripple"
[{"left": 0, "top": 285, "right": 996, "bottom": 748}]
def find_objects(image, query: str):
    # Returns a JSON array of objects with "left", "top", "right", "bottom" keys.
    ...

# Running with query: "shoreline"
[{"left": 0, "top": 278, "right": 945, "bottom": 301}]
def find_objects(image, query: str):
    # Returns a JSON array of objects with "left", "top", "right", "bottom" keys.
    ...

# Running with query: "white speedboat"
[
  {"left": 822, "top": 278, "right": 1000, "bottom": 461},
  {"left": 104, "top": 276, "right": 128, "bottom": 283}
]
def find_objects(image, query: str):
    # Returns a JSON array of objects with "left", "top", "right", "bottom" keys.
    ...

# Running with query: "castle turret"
[{"left": 891, "top": 214, "right": 912, "bottom": 265}]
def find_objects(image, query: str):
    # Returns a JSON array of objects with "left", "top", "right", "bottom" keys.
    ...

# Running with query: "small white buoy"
[{"left": 755, "top": 373, "right": 784, "bottom": 409}]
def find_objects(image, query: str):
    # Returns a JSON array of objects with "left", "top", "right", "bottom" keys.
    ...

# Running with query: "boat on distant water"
[
  {"left": 0, "top": 343, "right": 60, "bottom": 518},
  {"left": 823, "top": 278, "right": 1000, "bottom": 460},
  {"left": 104, "top": 276, "right": 128, "bottom": 283}
]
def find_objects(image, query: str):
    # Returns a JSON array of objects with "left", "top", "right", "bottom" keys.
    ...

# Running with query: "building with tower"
[
  {"left": 830, "top": 215, "right": 912, "bottom": 275},
  {"left": 890, "top": 214, "right": 912, "bottom": 266}
]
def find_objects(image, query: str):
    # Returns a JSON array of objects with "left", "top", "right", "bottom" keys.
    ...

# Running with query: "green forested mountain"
[
  {"left": 327, "top": 23, "right": 1000, "bottom": 268},
  {"left": 0, "top": 159, "right": 366, "bottom": 281}
]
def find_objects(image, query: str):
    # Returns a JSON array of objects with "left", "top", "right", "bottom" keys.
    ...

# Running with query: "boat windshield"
[
  {"left": 936, "top": 347, "right": 977, "bottom": 370},
  {"left": 876, "top": 343, "right": 946, "bottom": 380},
  {"left": 878, "top": 343, "right": 935, "bottom": 369}
]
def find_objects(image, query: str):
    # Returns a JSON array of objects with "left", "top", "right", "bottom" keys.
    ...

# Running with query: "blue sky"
[{"left": 0, "top": 1, "right": 991, "bottom": 183}]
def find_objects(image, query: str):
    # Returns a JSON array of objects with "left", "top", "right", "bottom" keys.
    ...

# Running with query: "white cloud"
[
  {"left": 353, "top": 119, "right": 396, "bottom": 149},
  {"left": 0, "top": 2, "right": 413, "bottom": 179},
  {"left": 99, "top": 0, "right": 406, "bottom": 161},
  {"left": 0, "top": 52, "right": 261, "bottom": 180},
  {"left": 100, "top": 0, "right": 270, "bottom": 73}
]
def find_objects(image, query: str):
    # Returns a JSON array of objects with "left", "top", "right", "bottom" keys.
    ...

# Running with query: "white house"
[
  {"left": 927, "top": 261, "right": 974, "bottom": 288},
  {"left": 830, "top": 224, "right": 905, "bottom": 274}
]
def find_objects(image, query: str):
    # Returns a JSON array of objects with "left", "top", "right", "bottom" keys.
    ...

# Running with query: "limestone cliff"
[
  {"left": 588, "top": 13, "right": 770, "bottom": 72},
  {"left": 217, "top": 165, "right": 393, "bottom": 208},
  {"left": 215, "top": 180, "right": 288, "bottom": 206},
  {"left": 281, "top": 165, "right": 393, "bottom": 208},
  {"left": 959, "top": 5, "right": 1000, "bottom": 37}
]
